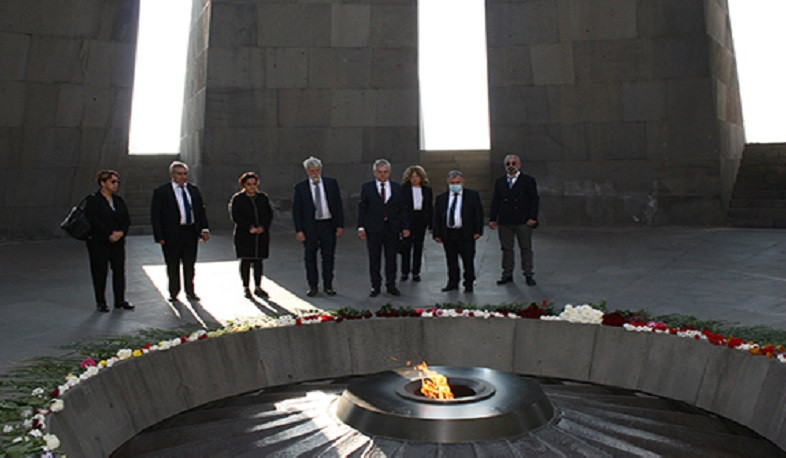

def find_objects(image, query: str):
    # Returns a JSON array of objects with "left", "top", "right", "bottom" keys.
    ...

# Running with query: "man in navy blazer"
[
  {"left": 150, "top": 161, "right": 210, "bottom": 302},
  {"left": 293, "top": 156, "right": 344, "bottom": 297},
  {"left": 433, "top": 170, "right": 484, "bottom": 293},
  {"left": 357, "top": 159, "right": 410, "bottom": 297},
  {"left": 489, "top": 154, "right": 540, "bottom": 286}
]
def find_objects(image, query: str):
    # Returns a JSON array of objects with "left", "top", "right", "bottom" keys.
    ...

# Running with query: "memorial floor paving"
[{"left": 1, "top": 226, "right": 785, "bottom": 372}]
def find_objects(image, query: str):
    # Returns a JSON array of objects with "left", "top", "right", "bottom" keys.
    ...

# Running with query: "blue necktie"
[
  {"left": 508, "top": 177, "right": 514, "bottom": 189},
  {"left": 180, "top": 185, "right": 193, "bottom": 225}
]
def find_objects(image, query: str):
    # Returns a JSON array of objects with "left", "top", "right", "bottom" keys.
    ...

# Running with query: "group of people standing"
[{"left": 83, "top": 155, "right": 539, "bottom": 311}]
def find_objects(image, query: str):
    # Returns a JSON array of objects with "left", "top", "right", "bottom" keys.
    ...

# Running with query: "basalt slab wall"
[
  {"left": 48, "top": 319, "right": 786, "bottom": 456},
  {"left": 185, "top": 0, "right": 421, "bottom": 230},
  {"left": 486, "top": 0, "right": 744, "bottom": 225},
  {"left": 0, "top": 0, "right": 141, "bottom": 240}
]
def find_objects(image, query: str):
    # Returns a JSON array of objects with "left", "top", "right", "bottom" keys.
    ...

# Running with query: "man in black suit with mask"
[
  {"left": 357, "top": 159, "right": 410, "bottom": 297},
  {"left": 151, "top": 161, "right": 210, "bottom": 302},
  {"left": 433, "top": 170, "right": 484, "bottom": 293},
  {"left": 293, "top": 156, "right": 344, "bottom": 297}
]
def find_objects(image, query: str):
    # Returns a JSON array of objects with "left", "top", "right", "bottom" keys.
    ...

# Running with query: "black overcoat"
[{"left": 229, "top": 191, "right": 273, "bottom": 259}]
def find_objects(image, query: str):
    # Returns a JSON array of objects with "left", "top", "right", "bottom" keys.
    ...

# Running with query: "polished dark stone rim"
[{"left": 335, "top": 366, "right": 555, "bottom": 443}]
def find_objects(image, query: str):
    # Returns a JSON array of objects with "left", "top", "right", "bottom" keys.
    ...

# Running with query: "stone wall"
[
  {"left": 486, "top": 0, "right": 744, "bottom": 225},
  {"left": 188, "top": 0, "right": 421, "bottom": 230},
  {"left": 48, "top": 319, "right": 786, "bottom": 456},
  {"left": 0, "top": 0, "right": 747, "bottom": 239},
  {"left": 0, "top": 0, "right": 140, "bottom": 240}
]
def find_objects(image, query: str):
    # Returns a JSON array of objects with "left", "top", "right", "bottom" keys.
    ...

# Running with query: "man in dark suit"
[
  {"left": 357, "top": 159, "right": 410, "bottom": 297},
  {"left": 292, "top": 156, "right": 344, "bottom": 297},
  {"left": 433, "top": 170, "right": 484, "bottom": 293},
  {"left": 150, "top": 161, "right": 210, "bottom": 302},
  {"left": 489, "top": 154, "right": 540, "bottom": 286}
]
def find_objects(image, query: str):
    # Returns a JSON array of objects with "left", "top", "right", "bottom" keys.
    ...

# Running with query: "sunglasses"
[
  {"left": 108, "top": 179, "right": 120, "bottom": 184},
  {"left": 505, "top": 162, "right": 518, "bottom": 166}
]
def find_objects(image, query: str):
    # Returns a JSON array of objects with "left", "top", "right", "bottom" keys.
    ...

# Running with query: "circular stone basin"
[{"left": 335, "top": 366, "right": 555, "bottom": 443}]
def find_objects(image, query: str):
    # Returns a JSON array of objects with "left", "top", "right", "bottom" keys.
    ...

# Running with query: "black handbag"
[{"left": 60, "top": 196, "right": 91, "bottom": 240}]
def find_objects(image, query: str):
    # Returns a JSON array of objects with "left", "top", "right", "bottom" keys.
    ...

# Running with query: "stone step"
[
  {"left": 731, "top": 179, "right": 786, "bottom": 190},
  {"left": 731, "top": 189, "right": 786, "bottom": 200},
  {"left": 112, "top": 376, "right": 785, "bottom": 457},
  {"left": 728, "top": 199, "right": 786, "bottom": 209}
]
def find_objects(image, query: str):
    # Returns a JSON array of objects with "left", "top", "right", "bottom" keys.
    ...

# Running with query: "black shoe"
[
  {"left": 387, "top": 286, "right": 401, "bottom": 296},
  {"left": 525, "top": 276, "right": 537, "bottom": 286},
  {"left": 114, "top": 301, "right": 135, "bottom": 310},
  {"left": 401, "top": 274, "right": 409, "bottom": 281},
  {"left": 244, "top": 288, "right": 252, "bottom": 298},
  {"left": 464, "top": 285, "right": 474, "bottom": 293},
  {"left": 369, "top": 288, "right": 381, "bottom": 297},
  {"left": 186, "top": 293, "right": 200, "bottom": 301},
  {"left": 254, "top": 287, "right": 268, "bottom": 298},
  {"left": 168, "top": 296, "right": 179, "bottom": 303},
  {"left": 441, "top": 284, "right": 459, "bottom": 292},
  {"left": 96, "top": 303, "right": 110, "bottom": 313},
  {"left": 306, "top": 287, "right": 318, "bottom": 297},
  {"left": 496, "top": 275, "right": 513, "bottom": 285},
  {"left": 412, "top": 274, "right": 421, "bottom": 282},
  {"left": 324, "top": 284, "right": 336, "bottom": 296}
]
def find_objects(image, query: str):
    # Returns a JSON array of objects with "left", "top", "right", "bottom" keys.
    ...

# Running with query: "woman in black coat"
[
  {"left": 400, "top": 165, "right": 433, "bottom": 282},
  {"left": 229, "top": 172, "right": 274, "bottom": 298},
  {"left": 85, "top": 169, "right": 133, "bottom": 312}
]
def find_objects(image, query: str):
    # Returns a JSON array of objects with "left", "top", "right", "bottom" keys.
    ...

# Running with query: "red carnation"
[{"left": 601, "top": 312, "right": 626, "bottom": 327}]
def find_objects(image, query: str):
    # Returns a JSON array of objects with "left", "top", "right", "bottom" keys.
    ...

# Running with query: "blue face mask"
[{"left": 449, "top": 184, "right": 462, "bottom": 193}]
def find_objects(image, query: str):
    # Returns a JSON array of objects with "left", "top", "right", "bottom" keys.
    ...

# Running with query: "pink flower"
[{"left": 80, "top": 358, "right": 96, "bottom": 369}]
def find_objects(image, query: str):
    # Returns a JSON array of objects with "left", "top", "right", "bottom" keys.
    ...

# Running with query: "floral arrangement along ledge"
[{"left": 2, "top": 301, "right": 785, "bottom": 456}]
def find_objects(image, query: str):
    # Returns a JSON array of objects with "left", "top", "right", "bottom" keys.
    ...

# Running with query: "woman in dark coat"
[
  {"left": 229, "top": 172, "right": 274, "bottom": 298},
  {"left": 85, "top": 169, "right": 133, "bottom": 312},
  {"left": 400, "top": 165, "right": 433, "bottom": 282}
]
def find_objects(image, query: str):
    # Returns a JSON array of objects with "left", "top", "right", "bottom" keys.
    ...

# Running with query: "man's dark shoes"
[
  {"left": 186, "top": 293, "right": 200, "bottom": 301},
  {"left": 244, "top": 288, "right": 252, "bottom": 298},
  {"left": 525, "top": 276, "right": 537, "bottom": 286},
  {"left": 254, "top": 287, "right": 269, "bottom": 298},
  {"left": 464, "top": 285, "right": 474, "bottom": 293},
  {"left": 369, "top": 288, "right": 381, "bottom": 297},
  {"left": 96, "top": 303, "right": 110, "bottom": 313},
  {"left": 387, "top": 286, "right": 401, "bottom": 296},
  {"left": 441, "top": 284, "right": 458, "bottom": 292},
  {"left": 324, "top": 284, "right": 336, "bottom": 296},
  {"left": 168, "top": 296, "right": 179, "bottom": 303},
  {"left": 114, "top": 301, "right": 135, "bottom": 310},
  {"left": 306, "top": 286, "right": 318, "bottom": 297},
  {"left": 497, "top": 275, "right": 513, "bottom": 285},
  {"left": 401, "top": 274, "right": 408, "bottom": 281},
  {"left": 412, "top": 274, "right": 421, "bottom": 282}
]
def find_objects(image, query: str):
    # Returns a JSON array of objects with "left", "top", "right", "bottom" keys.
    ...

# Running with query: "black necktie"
[
  {"left": 380, "top": 182, "right": 387, "bottom": 220},
  {"left": 180, "top": 185, "right": 192, "bottom": 225},
  {"left": 449, "top": 193, "right": 458, "bottom": 228}
]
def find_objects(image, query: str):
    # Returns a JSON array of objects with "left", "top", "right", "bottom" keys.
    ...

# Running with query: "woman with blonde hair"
[{"left": 400, "top": 165, "right": 433, "bottom": 282}]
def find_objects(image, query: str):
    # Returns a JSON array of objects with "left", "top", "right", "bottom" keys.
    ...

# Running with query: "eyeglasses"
[
  {"left": 109, "top": 179, "right": 120, "bottom": 184},
  {"left": 505, "top": 162, "right": 518, "bottom": 166}
]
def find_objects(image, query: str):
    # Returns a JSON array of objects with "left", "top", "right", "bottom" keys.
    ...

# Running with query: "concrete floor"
[{"left": 2, "top": 226, "right": 785, "bottom": 372}]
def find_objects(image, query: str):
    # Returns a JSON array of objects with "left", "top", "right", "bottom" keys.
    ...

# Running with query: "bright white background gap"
[{"left": 127, "top": 1, "right": 784, "bottom": 155}]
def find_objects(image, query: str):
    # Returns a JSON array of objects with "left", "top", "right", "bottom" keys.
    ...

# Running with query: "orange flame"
[{"left": 414, "top": 362, "right": 454, "bottom": 400}]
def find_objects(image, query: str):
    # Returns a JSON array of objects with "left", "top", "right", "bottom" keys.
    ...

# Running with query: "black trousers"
[
  {"left": 86, "top": 238, "right": 126, "bottom": 305},
  {"left": 162, "top": 225, "right": 199, "bottom": 297},
  {"left": 366, "top": 222, "right": 399, "bottom": 290},
  {"left": 239, "top": 259, "right": 263, "bottom": 287},
  {"left": 303, "top": 220, "right": 337, "bottom": 288},
  {"left": 443, "top": 229, "right": 476, "bottom": 287},
  {"left": 400, "top": 211, "right": 428, "bottom": 276}
]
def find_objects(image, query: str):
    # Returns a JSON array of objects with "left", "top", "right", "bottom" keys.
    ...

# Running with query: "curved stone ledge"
[{"left": 48, "top": 319, "right": 786, "bottom": 456}]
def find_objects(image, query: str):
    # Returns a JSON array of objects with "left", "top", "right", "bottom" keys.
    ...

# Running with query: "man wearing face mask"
[
  {"left": 432, "top": 170, "right": 483, "bottom": 293},
  {"left": 489, "top": 154, "right": 540, "bottom": 286}
]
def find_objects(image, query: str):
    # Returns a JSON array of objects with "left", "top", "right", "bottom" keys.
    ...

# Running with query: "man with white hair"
[
  {"left": 357, "top": 159, "right": 410, "bottom": 297},
  {"left": 292, "top": 156, "right": 344, "bottom": 297}
]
